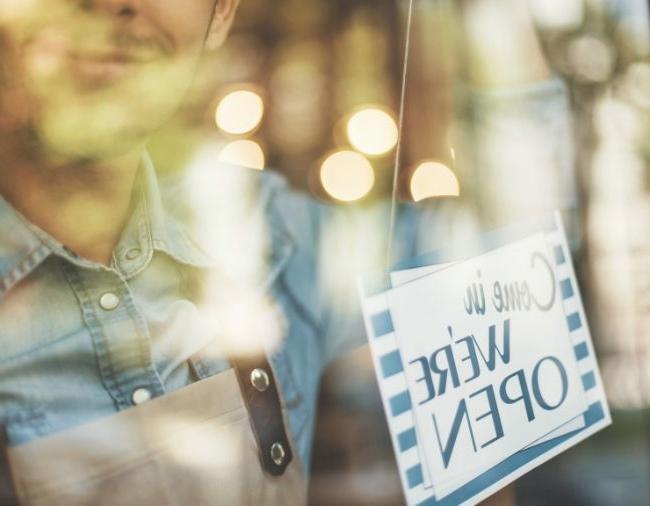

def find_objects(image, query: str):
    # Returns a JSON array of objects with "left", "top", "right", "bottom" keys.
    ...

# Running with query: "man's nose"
[{"left": 80, "top": 0, "right": 139, "bottom": 19}]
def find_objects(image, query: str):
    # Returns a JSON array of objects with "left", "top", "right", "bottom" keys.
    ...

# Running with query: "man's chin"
[
  {"left": 32, "top": 101, "right": 155, "bottom": 161},
  {"left": 21, "top": 55, "right": 196, "bottom": 162},
  {"left": 37, "top": 119, "right": 147, "bottom": 162}
]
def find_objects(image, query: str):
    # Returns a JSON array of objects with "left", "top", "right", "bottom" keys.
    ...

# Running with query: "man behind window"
[{"left": 0, "top": 1, "right": 571, "bottom": 504}]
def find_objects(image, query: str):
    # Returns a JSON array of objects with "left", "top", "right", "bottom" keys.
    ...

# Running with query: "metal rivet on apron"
[
  {"left": 99, "top": 292, "right": 120, "bottom": 311},
  {"left": 250, "top": 368, "right": 270, "bottom": 392},
  {"left": 131, "top": 388, "right": 152, "bottom": 405},
  {"left": 270, "top": 442, "right": 286, "bottom": 466},
  {"left": 125, "top": 248, "right": 142, "bottom": 261}
]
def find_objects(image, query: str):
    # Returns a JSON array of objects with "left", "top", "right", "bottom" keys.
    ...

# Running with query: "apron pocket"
[{"left": 17, "top": 406, "right": 254, "bottom": 506}]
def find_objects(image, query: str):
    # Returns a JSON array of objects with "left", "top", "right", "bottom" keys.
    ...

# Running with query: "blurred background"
[
  {"left": 1, "top": 0, "right": 647, "bottom": 503},
  {"left": 147, "top": 0, "right": 650, "bottom": 504}
]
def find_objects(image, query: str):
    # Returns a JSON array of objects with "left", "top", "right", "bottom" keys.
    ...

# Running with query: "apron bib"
[{"left": 5, "top": 368, "right": 306, "bottom": 505}]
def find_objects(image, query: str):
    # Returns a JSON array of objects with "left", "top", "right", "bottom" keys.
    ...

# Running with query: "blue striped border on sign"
[
  {"left": 560, "top": 278, "right": 574, "bottom": 299},
  {"left": 398, "top": 428, "right": 417, "bottom": 452},
  {"left": 574, "top": 342, "right": 589, "bottom": 361},
  {"left": 581, "top": 371, "right": 596, "bottom": 390},
  {"left": 567, "top": 312, "right": 582, "bottom": 332},
  {"left": 380, "top": 350, "right": 404, "bottom": 378},
  {"left": 407, "top": 464, "right": 424, "bottom": 488},
  {"left": 390, "top": 391, "right": 412, "bottom": 417},
  {"left": 372, "top": 310, "right": 394, "bottom": 337}
]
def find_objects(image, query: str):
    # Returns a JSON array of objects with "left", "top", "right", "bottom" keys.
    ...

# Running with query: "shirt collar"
[
  {"left": 141, "top": 152, "right": 295, "bottom": 277},
  {"left": 0, "top": 197, "right": 51, "bottom": 297},
  {"left": 150, "top": 147, "right": 296, "bottom": 289},
  {"left": 112, "top": 153, "right": 218, "bottom": 279},
  {"left": 0, "top": 151, "right": 294, "bottom": 296}
]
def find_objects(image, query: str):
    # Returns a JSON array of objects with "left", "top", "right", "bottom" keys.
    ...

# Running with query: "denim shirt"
[
  {"left": 0, "top": 152, "right": 376, "bottom": 472},
  {"left": 0, "top": 78, "right": 573, "bottom": 473}
]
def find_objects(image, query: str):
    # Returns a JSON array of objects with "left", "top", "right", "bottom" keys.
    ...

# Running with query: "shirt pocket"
[
  {"left": 1, "top": 407, "right": 52, "bottom": 447},
  {"left": 0, "top": 259, "right": 82, "bottom": 363}
]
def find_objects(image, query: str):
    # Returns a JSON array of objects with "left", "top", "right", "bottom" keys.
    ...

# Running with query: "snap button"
[
  {"left": 99, "top": 292, "right": 120, "bottom": 311},
  {"left": 131, "top": 388, "right": 152, "bottom": 405},
  {"left": 250, "top": 368, "right": 270, "bottom": 392},
  {"left": 270, "top": 442, "right": 286, "bottom": 466},
  {"left": 125, "top": 248, "right": 142, "bottom": 260}
]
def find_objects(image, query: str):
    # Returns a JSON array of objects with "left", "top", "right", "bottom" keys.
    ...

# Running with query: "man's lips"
[
  {"left": 71, "top": 47, "right": 159, "bottom": 64},
  {"left": 24, "top": 27, "right": 168, "bottom": 88},
  {"left": 67, "top": 49, "right": 159, "bottom": 84}
]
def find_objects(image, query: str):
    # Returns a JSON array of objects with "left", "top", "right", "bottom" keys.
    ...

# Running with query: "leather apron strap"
[{"left": 230, "top": 355, "right": 293, "bottom": 477}]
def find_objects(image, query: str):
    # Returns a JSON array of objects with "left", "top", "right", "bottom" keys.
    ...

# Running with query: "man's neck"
[{"left": 0, "top": 136, "right": 144, "bottom": 266}]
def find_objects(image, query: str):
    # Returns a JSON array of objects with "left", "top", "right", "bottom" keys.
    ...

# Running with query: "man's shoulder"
[
  {"left": 159, "top": 161, "right": 324, "bottom": 232},
  {"left": 158, "top": 162, "right": 326, "bottom": 289},
  {"left": 259, "top": 169, "right": 325, "bottom": 246}
]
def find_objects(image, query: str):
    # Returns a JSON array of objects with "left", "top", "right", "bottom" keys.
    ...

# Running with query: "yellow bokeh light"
[
  {"left": 215, "top": 89, "right": 264, "bottom": 135},
  {"left": 320, "top": 150, "right": 375, "bottom": 202},
  {"left": 346, "top": 107, "right": 398, "bottom": 156},
  {"left": 218, "top": 140, "right": 265, "bottom": 170},
  {"left": 0, "top": 0, "right": 36, "bottom": 21},
  {"left": 410, "top": 161, "right": 460, "bottom": 201}
]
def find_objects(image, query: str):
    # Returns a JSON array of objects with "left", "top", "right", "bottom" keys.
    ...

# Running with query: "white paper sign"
[
  {"left": 387, "top": 233, "right": 588, "bottom": 497},
  {"left": 389, "top": 262, "right": 586, "bottom": 495},
  {"left": 359, "top": 213, "right": 611, "bottom": 506}
]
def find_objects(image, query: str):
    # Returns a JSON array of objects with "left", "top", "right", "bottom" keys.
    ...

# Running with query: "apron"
[{"left": 0, "top": 359, "right": 306, "bottom": 505}]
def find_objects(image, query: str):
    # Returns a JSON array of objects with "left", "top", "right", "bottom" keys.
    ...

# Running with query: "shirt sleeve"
[
  {"left": 289, "top": 77, "right": 577, "bottom": 367},
  {"left": 451, "top": 77, "right": 577, "bottom": 229},
  {"left": 313, "top": 201, "right": 425, "bottom": 367}
]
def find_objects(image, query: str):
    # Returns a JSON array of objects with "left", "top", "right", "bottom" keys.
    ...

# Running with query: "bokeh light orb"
[
  {"left": 0, "top": 0, "right": 36, "bottom": 21},
  {"left": 320, "top": 150, "right": 375, "bottom": 202},
  {"left": 218, "top": 140, "right": 265, "bottom": 170},
  {"left": 410, "top": 161, "right": 460, "bottom": 201},
  {"left": 567, "top": 35, "right": 614, "bottom": 83},
  {"left": 215, "top": 89, "right": 264, "bottom": 135},
  {"left": 346, "top": 107, "right": 398, "bottom": 156},
  {"left": 528, "top": 0, "right": 583, "bottom": 31}
]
